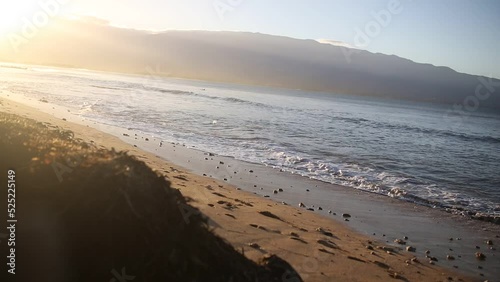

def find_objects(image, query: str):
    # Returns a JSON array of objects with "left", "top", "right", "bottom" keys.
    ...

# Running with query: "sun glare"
[{"left": 0, "top": 1, "right": 47, "bottom": 35}]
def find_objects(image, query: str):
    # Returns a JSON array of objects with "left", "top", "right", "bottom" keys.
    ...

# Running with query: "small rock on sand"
[
  {"left": 429, "top": 256, "right": 438, "bottom": 262},
  {"left": 248, "top": 243, "right": 260, "bottom": 249},
  {"left": 475, "top": 252, "right": 486, "bottom": 260},
  {"left": 406, "top": 246, "right": 416, "bottom": 252},
  {"left": 394, "top": 239, "right": 406, "bottom": 245}
]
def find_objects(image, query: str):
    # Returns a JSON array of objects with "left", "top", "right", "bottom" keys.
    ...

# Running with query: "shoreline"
[
  {"left": 3, "top": 63, "right": 498, "bottom": 222},
  {"left": 1, "top": 95, "right": 498, "bottom": 281}
]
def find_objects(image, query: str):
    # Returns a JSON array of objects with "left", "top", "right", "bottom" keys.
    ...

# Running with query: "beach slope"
[{"left": 0, "top": 97, "right": 478, "bottom": 281}]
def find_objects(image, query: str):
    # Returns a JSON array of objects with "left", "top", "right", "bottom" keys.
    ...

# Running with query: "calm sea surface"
[{"left": 2, "top": 65, "right": 499, "bottom": 217}]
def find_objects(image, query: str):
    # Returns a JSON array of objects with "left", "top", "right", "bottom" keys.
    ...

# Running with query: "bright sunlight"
[{"left": 0, "top": 0, "right": 65, "bottom": 35}]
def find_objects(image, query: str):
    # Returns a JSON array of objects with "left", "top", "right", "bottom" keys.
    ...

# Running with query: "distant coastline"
[{"left": 1, "top": 19, "right": 499, "bottom": 109}]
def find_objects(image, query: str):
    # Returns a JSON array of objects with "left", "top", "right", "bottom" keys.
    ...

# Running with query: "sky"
[{"left": 0, "top": 0, "right": 499, "bottom": 78}]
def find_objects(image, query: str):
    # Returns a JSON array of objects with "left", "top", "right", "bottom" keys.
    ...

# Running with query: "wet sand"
[{"left": 1, "top": 95, "right": 498, "bottom": 281}]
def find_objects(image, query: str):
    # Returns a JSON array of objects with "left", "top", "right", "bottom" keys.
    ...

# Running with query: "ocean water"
[{"left": 2, "top": 64, "right": 500, "bottom": 218}]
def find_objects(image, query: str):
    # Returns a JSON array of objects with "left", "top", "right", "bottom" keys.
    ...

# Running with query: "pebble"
[
  {"left": 273, "top": 190, "right": 278, "bottom": 194},
  {"left": 278, "top": 188, "right": 284, "bottom": 192},
  {"left": 394, "top": 239, "right": 406, "bottom": 245},
  {"left": 486, "top": 240, "right": 493, "bottom": 245},
  {"left": 389, "top": 272, "right": 400, "bottom": 279},
  {"left": 425, "top": 250, "right": 430, "bottom": 255},
  {"left": 248, "top": 243, "right": 260, "bottom": 249},
  {"left": 406, "top": 246, "right": 416, "bottom": 252},
  {"left": 318, "top": 207, "right": 323, "bottom": 211},
  {"left": 446, "top": 255, "right": 455, "bottom": 260},
  {"left": 249, "top": 170, "right": 254, "bottom": 173},
  {"left": 299, "top": 202, "right": 306, "bottom": 208},
  {"left": 328, "top": 210, "right": 332, "bottom": 214},
  {"left": 475, "top": 252, "right": 486, "bottom": 260},
  {"left": 342, "top": 213, "right": 351, "bottom": 218}
]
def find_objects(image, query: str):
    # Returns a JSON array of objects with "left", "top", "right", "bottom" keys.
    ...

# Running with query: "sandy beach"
[{"left": 1, "top": 95, "right": 497, "bottom": 281}]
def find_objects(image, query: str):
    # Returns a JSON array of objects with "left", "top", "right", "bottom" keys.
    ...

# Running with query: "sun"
[{"left": 0, "top": 1, "right": 44, "bottom": 35}]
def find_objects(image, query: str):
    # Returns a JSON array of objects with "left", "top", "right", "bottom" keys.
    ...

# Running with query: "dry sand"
[{"left": 0, "top": 96, "right": 489, "bottom": 281}]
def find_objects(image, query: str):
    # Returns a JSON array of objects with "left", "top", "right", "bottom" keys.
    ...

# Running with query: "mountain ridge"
[{"left": 1, "top": 18, "right": 498, "bottom": 109}]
